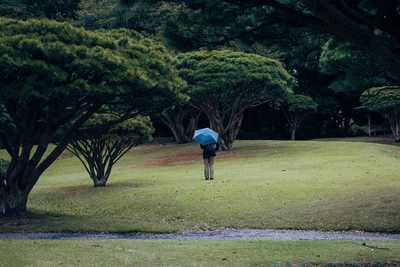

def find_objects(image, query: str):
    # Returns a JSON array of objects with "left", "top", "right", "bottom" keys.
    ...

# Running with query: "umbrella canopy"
[{"left": 193, "top": 128, "right": 219, "bottom": 145}]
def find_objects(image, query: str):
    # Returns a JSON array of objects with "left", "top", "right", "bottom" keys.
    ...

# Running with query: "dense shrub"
[{"left": 0, "top": 159, "right": 9, "bottom": 179}]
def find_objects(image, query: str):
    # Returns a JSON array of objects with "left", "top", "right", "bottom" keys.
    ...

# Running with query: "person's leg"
[
  {"left": 203, "top": 159, "right": 209, "bottom": 180},
  {"left": 209, "top": 157, "right": 215, "bottom": 180}
]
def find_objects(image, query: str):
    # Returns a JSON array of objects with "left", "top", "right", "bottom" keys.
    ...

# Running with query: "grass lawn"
[
  {"left": 0, "top": 240, "right": 399, "bottom": 267},
  {"left": 1, "top": 139, "right": 400, "bottom": 233}
]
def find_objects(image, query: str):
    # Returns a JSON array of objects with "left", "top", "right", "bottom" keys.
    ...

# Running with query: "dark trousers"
[{"left": 203, "top": 157, "right": 215, "bottom": 179}]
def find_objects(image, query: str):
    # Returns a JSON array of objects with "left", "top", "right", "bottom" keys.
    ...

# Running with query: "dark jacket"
[{"left": 200, "top": 143, "right": 220, "bottom": 159}]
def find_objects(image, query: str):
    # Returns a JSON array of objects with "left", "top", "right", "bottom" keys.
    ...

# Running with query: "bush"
[
  {"left": 0, "top": 159, "right": 9, "bottom": 179},
  {"left": 349, "top": 124, "right": 369, "bottom": 136}
]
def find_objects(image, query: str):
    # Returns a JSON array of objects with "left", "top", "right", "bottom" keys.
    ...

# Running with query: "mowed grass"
[
  {"left": 1, "top": 140, "right": 400, "bottom": 233},
  {"left": 0, "top": 240, "right": 399, "bottom": 267}
]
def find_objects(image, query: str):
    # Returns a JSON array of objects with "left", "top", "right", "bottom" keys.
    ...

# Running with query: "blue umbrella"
[{"left": 193, "top": 128, "right": 219, "bottom": 145}]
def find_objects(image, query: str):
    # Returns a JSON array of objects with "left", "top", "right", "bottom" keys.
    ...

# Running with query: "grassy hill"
[{"left": 1, "top": 140, "right": 399, "bottom": 233}]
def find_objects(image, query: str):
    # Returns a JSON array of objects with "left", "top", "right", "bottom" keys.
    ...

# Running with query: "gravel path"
[{"left": 1, "top": 229, "right": 400, "bottom": 241}]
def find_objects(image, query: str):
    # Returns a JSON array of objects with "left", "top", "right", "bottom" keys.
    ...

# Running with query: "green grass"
[
  {"left": 1, "top": 140, "right": 400, "bottom": 233},
  {"left": 0, "top": 240, "right": 399, "bottom": 267}
]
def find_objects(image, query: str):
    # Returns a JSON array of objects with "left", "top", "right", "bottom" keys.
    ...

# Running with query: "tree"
[
  {"left": 319, "top": 38, "right": 390, "bottom": 134},
  {"left": 78, "top": 0, "right": 180, "bottom": 36},
  {"left": 320, "top": 38, "right": 389, "bottom": 95},
  {"left": 0, "top": 18, "right": 183, "bottom": 217},
  {"left": 160, "top": 104, "right": 201, "bottom": 144},
  {"left": 282, "top": 94, "right": 318, "bottom": 140},
  {"left": 0, "top": 0, "right": 81, "bottom": 19},
  {"left": 298, "top": 0, "right": 400, "bottom": 83},
  {"left": 161, "top": 0, "right": 400, "bottom": 83},
  {"left": 360, "top": 86, "right": 400, "bottom": 141},
  {"left": 67, "top": 115, "right": 154, "bottom": 187},
  {"left": 177, "top": 50, "right": 293, "bottom": 150}
]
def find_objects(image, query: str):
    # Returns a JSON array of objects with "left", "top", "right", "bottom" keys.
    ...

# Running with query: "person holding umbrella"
[{"left": 193, "top": 128, "right": 220, "bottom": 180}]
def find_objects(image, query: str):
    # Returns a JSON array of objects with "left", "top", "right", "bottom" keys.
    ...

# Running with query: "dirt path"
[{"left": 1, "top": 229, "right": 400, "bottom": 241}]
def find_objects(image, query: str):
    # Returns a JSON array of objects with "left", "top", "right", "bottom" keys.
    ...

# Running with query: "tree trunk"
[
  {"left": 208, "top": 111, "right": 243, "bottom": 151},
  {"left": 92, "top": 176, "right": 108, "bottom": 187},
  {"left": 0, "top": 185, "right": 29, "bottom": 217},
  {"left": 385, "top": 110, "right": 400, "bottom": 142},
  {"left": 87, "top": 159, "right": 111, "bottom": 187},
  {"left": 367, "top": 113, "right": 372, "bottom": 137},
  {"left": 284, "top": 112, "right": 300, "bottom": 141},
  {"left": 290, "top": 128, "right": 296, "bottom": 141},
  {"left": 160, "top": 106, "right": 200, "bottom": 144}
]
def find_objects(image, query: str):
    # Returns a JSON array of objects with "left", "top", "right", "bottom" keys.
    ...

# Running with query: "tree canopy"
[
  {"left": 0, "top": 17, "right": 183, "bottom": 216},
  {"left": 283, "top": 94, "right": 318, "bottom": 140},
  {"left": 286, "top": 94, "right": 318, "bottom": 113},
  {"left": 158, "top": 0, "right": 400, "bottom": 83},
  {"left": 320, "top": 38, "right": 389, "bottom": 95},
  {"left": 361, "top": 86, "right": 400, "bottom": 112},
  {"left": 177, "top": 49, "right": 293, "bottom": 149},
  {"left": 361, "top": 86, "right": 400, "bottom": 140},
  {"left": 0, "top": 0, "right": 81, "bottom": 19},
  {"left": 67, "top": 114, "right": 154, "bottom": 187}
]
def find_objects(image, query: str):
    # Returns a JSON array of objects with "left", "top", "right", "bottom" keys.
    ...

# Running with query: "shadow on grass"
[
  {"left": 0, "top": 210, "right": 80, "bottom": 232},
  {"left": 37, "top": 180, "right": 154, "bottom": 198}
]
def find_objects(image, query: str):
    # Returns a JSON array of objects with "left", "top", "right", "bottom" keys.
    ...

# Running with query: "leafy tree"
[
  {"left": 157, "top": 0, "right": 338, "bottom": 140},
  {"left": 319, "top": 38, "right": 391, "bottom": 134},
  {"left": 161, "top": 0, "right": 400, "bottom": 83},
  {"left": 0, "top": 18, "right": 183, "bottom": 216},
  {"left": 360, "top": 86, "right": 400, "bottom": 141},
  {"left": 177, "top": 50, "right": 293, "bottom": 150},
  {"left": 78, "top": 0, "right": 180, "bottom": 36},
  {"left": 67, "top": 115, "right": 154, "bottom": 187},
  {"left": 282, "top": 94, "right": 318, "bottom": 140},
  {"left": 320, "top": 38, "right": 389, "bottom": 95},
  {"left": 0, "top": 0, "right": 81, "bottom": 19},
  {"left": 298, "top": 0, "right": 400, "bottom": 83},
  {"left": 160, "top": 103, "right": 201, "bottom": 144},
  {"left": 0, "top": 0, "right": 28, "bottom": 18}
]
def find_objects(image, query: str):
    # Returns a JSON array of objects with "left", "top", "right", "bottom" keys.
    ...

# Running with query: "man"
[{"left": 200, "top": 142, "right": 219, "bottom": 180}]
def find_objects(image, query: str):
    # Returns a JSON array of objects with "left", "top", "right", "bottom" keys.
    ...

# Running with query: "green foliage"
[
  {"left": 360, "top": 86, "right": 400, "bottom": 112},
  {"left": 177, "top": 49, "right": 293, "bottom": 149},
  {"left": 320, "top": 39, "right": 360, "bottom": 75},
  {"left": 79, "top": 114, "right": 154, "bottom": 144},
  {"left": 67, "top": 114, "right": 154, "bottom": 186},
  {"left": 0, "top": 0, "right": 27, "bottom": 18},
  {"left": 361, "top": 86, "right": 400, "bottom": 140},
  {"left": 0, "top": 0, "right": 81, "bottom": 19},
  {"left": 0, "top": 17, "right": 183, "bottom": 214},
  {"left": 320, "top": 38, "right": 389, "bottom": 94},
  {"left": 349, "top": 124, "right": 368, "bottom": 136},
  {"left": 25, "top": 0, "right": 81, "bottom": 19},
  {"left": 177, "top": 50, "right": 293, "bottom": 107},
  {"left": 283, "top": 94, "right": 317, "bottom": 139},
  {"left": 163, "top": 2, "right": 245, "bottom": 50},
  {"left": 286, "top": 94, "right": 318, "bottom": 113},
  {"left": 0, "top": 17, "right": 182, "bottom": 119},
  {"left": 0, "top": 159, "right": 9, "bottom": 180},
  {"left": 78, "top": 0, "right": 180, "bottom": 37}
]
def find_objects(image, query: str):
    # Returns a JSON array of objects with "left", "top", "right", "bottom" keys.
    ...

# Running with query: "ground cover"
[
  {"left": 0, "top": 240, "right": 399, "bottom": 267},
  {"left": 1, "top": 140, "right": 399, "bottom": 233}
]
